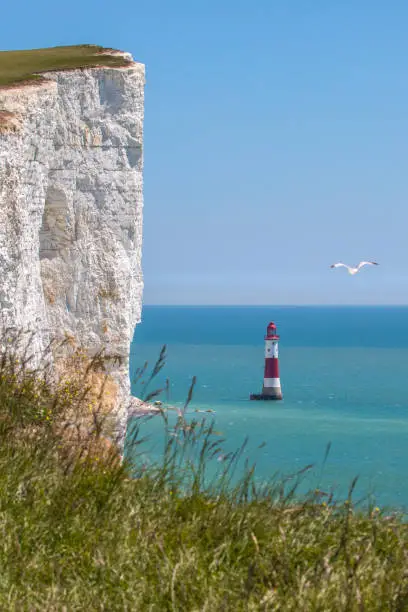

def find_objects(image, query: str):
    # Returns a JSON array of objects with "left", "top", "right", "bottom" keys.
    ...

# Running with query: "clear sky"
[{"left": 3, "top": 1, "right": 408, "bottom": 304}]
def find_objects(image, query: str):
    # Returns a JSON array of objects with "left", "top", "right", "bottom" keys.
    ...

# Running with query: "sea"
[{"left": 128, "top": 306, "right": 408, "bottom": 510}]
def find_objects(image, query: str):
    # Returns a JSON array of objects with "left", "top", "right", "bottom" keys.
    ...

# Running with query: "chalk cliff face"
[{"left": 0, "top": 53, "right": 145, "bottom": 441}]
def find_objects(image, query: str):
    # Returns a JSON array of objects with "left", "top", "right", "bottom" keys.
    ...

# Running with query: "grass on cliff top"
[
  {"left": 0, "top": 334, "right": 408, "bottom": 611},
  {"left": 0, "top": 44, "right": 131, "bottom": 88}
]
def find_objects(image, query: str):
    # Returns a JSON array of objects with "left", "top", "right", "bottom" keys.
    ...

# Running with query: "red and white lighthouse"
[{"left": 250, "top": 322, "right": 283, "bottom": 401}]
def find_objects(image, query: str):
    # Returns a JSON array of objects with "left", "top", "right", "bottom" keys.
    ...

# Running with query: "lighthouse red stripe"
[{"left": 264, "top": 358, "right": 279, "bottom": 379}]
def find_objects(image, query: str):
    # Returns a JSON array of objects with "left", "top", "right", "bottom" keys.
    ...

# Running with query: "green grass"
[
  {"left": 0, "top": 44, "right": 131, "bottom": 88},
  {"left": 0, "top": 335, "right": 408, "bottom": 610}
]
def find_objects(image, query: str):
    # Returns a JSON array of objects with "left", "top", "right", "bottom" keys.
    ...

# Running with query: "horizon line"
[{"left": 143, "top": 303, "right": 408, "bottom": 308}]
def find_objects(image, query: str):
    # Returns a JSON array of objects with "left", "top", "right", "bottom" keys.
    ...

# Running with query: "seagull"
[{"left": 330, "top": 261, "right": 379, "bottom": 275}]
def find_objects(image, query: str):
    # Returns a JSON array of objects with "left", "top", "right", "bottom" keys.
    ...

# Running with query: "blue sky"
[{"left": 3, "top": 1, "right": 408, "bottom": 304}]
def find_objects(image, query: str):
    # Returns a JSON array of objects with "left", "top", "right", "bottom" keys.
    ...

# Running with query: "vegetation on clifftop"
[
  {"left": 0, "top": 336, "right": 407, "bottom": 610},
  {"left": 0, "top": 44, "right": 132, "bottom": 88}
]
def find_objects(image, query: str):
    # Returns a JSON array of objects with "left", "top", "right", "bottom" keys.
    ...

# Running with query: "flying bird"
[{"left": 330, "top": 261, "right": 379, "bottom": 275}]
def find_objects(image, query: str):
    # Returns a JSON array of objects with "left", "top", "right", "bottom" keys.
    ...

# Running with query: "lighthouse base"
[{"left": 250, "top": 392, "right": 283, "bottom": 401}]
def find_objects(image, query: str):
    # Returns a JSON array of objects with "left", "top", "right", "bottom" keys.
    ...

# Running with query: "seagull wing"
[
  {"left": 330, "top": 262, "right": 350, "bottom": 270},
  {"left": 356, "top": 261, "right": 379, "bottom": 270}
]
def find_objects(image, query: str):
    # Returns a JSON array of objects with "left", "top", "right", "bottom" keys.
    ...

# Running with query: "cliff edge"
[{"left": 0, "top": 45, "right": 145, "bottom": 444}]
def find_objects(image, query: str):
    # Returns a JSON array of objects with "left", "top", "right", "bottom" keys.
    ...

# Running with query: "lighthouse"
[{"left": 250, "top": 322, "right": 283, "bottom": 401}]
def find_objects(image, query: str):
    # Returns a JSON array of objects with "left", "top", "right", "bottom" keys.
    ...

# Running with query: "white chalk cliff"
[{"left": 0, "top": 51, "right": 145, "bottom": 442}]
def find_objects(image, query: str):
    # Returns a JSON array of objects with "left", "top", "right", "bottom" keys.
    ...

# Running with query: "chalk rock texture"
[{"left": 0, "top": 53, "right": 145, "bottom": 442}]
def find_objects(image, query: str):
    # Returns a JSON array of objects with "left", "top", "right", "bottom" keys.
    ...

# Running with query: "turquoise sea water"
[{"left": 129, "top": 306, "right": 408, "bottom": 510}]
